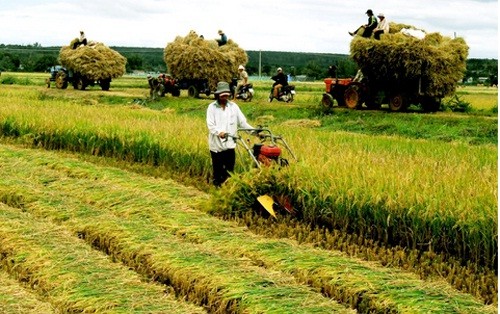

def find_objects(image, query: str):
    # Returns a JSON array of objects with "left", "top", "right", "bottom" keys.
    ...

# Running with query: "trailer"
[{"left": 322, "top": 26, "right": 468, "bottom": 112}]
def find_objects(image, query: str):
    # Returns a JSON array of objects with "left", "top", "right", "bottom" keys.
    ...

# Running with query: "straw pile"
[
  {"left": 350, "top": 23, "right": 468, "bottom": 97},
  {"left": 164, "top": 31, "right": 248, "bottom": 90},
  {"left": 59, "top": 39, "right": 127, "bottom": 81}
]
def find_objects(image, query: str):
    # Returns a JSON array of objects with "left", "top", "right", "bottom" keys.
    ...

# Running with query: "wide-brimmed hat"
[
  {"left": 277, "top": 67, "right": 283, "bottom": 72},
  {"left": 377, "top": 13, "right": 385, "bottom": 18},
  {"left": 238, "top": 65, "right": 245, "bottom": 70},
  {"left": 218, "top": 30, "right": 224, "bottom": 35},
  {"left": 214, "top": 81, "right": 231, "bottom": 96}
]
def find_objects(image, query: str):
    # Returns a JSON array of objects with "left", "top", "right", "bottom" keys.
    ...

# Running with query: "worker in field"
[
  {"left": 72, "top": 30, "right": 88, "bottom": 49},
  {"left": 216, "top": 30, "right": 227, "bottom": 46},
  {"left": 235, "top": 65, "right": 249, "bottom": 95},
  {"left": 349, "top": 9, "right": 378, "bottom": 38},
  {"left": 373, "top": 13, "right": 390, "bottom": 40},
  {"left": 207, "top": 81, "right": 254, "bottom": 187},
  {"left": 271, "top": 67, "right": 288, "bottom": 99}
]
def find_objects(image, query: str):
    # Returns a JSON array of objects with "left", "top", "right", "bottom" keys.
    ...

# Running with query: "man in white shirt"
[
  {"left": 206, "top": 81, "right": 254, "bottom": 186},
  {"left": 374, "top": 13, "right": 390, "bottom": 40}
]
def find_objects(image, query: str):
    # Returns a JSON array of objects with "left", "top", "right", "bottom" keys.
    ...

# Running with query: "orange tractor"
[{"left": 321, "top": 70, "right": 442, "bottom": 112}]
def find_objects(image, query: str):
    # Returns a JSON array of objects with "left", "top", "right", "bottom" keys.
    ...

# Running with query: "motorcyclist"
[
  {"left": 236, "top": 65, "right": 249, "bottom": 95},
  {"left": 271, "top": 67, "right": 288, "bottom": 99}
]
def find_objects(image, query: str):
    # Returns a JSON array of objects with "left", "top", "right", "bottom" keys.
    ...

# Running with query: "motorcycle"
[
  {"left": 268, "top": 84, "right": 296, "bottom": 103},
  {"left": 230, "top": 78, "right": 255, "bottom": 102}
]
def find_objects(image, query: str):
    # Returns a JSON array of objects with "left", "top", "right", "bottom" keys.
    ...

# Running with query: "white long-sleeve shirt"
[
  {"left": 375, "top": 18, "right": 389, "bottom": 34},
  {"left": 206, "top": 100, "right": 253, "bottom": 152}
]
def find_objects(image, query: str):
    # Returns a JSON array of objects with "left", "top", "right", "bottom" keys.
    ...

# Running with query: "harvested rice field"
[{"left": 0, "top": 77, "right": 497, "bottom": 313}]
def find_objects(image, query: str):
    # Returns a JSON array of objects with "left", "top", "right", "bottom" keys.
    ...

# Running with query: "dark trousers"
[
  {"left": 353, "top": 26, "right": 375, "bottom": 38},
  {"left": 210, "top": 149, "right": 235, "bottom": 186},
  {"left": 374, "top": 30, "right": 384, "bottom": 40}
]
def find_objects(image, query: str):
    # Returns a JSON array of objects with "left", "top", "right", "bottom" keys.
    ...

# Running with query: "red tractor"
[{"left": 321, "top": 70, "right": 441, "bottom": 112}]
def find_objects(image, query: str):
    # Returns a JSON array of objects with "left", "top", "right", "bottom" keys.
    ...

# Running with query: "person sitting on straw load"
[
  {"left": 236, "top": 65, "right": 249, "bottom": 95},
  {"left": 349, "top": 9, "right": 378, "bottom": 38},
  {"left": 216, "top": 30, "right": 227, "bottom": 46},
  {"left": 72, "top": 31, "right": 88, "bottom": 49},
  {"left": 373, "top": 13, "right": 389, "bottom": 40}
]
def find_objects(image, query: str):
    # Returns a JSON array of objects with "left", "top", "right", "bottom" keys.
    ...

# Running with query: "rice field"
[{"left": 0, "top": 74, "right": 497, "bottom": 312}]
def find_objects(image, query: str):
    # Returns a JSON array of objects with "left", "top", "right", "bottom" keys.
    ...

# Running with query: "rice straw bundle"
[
  {"left": 350, "top": 23, "right": 468, "bottom": 97},
  {"left": 164, "top": 31, "right": 248, "bottom": 90},
  {"left": 59, "top": 40, "right": 127, "bottom": 81}
]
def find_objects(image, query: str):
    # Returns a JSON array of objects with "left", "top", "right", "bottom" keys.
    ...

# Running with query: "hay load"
[
  {"left": 350, "top": 23, "right": 469, "bottom": 98},
  {"left": 59, "top": 40, "right": 127, "bottom": 81},
  {"left": 164, "top": 31, "right": 248, "bottom": 91}
]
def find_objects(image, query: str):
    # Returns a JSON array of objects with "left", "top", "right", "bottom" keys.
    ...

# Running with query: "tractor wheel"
[
  {"left": 321, "top": 93, "right": 334, "bottom": 110},
  {"left": 100, "top": 78, "right": 111, "bottom": 91},
  {"left": 74, "top": 77, "right": 86, "bottom": 90},
  {"left": 344, "top": 85, "right": 362, "bottom": 109},
  {"left": 389, "top": 93, "right": 407, "bottom": 112},
  {"left": 55, "top": 71, "right": 68, "bottom": 89},
  {"left": 187, "top": 85, "right": 199, "bottom": 98}
]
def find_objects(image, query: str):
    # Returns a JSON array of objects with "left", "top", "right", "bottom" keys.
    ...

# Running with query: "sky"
[{"left": 0, "top": 0, "right": 498, "bottom": 59}]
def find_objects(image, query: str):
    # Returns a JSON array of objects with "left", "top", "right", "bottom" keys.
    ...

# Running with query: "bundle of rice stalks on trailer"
[
  {"left": 164, "top": 31, "right": 248, "bottom": 97},
  {"left": 347, "top": 23, "right": 468, "bottom": 111},
  {"left": 55, "top": 39, "right": 127, "bottom": 90}
]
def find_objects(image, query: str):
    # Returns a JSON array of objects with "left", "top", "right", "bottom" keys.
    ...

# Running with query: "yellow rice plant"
[
  {"left": 0, "top": 271, "right": 54, "bottom": 313},
  {"left": 0, "top": 144, "right": 494, "bottom": 312},
  {"left": 0, "top": 87, "right": 496, "bottom": 270},
  {"left": 0, "top": 205, "right": 207, "bottom": 313}
]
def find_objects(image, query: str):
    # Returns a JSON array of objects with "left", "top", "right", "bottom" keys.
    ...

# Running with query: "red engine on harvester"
[{"left": 253, "top": 143, "right": 282, "bottom": 166}]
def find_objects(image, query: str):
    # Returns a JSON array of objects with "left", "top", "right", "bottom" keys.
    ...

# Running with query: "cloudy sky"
[{"left": 0, "top": 0, "right": 497, "bottom": 58}]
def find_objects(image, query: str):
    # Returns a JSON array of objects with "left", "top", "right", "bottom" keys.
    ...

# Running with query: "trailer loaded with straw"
[
  {"left": 322, "top": 23, "right": 469, "bottom": 112},
  {"left": 52, "top": 39, "right": 127, "bottom": 91},
  {"left": 164, "top": 31, "right": 248, "bottom": 98}
]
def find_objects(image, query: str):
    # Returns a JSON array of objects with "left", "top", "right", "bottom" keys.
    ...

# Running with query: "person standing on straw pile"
[{"left": 207, "top": 81, "right": 254, "bottom": 187}]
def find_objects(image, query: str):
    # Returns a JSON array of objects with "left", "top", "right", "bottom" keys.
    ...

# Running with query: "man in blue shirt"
[{"left": 216, "top": 30, "right": 227, "bottom": 46}]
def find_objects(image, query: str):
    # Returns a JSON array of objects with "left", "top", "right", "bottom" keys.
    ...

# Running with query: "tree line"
[{"left": 0, "top": 43, "right": 497, "bottom": 83}]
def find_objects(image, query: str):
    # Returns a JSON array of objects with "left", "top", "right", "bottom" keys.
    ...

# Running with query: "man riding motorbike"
[
  {"left": 270, "top": 67, "right": 288, "bottom": 100},
  {"left": 236, "top": 65, "right": 249, "bottom": 95}
]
